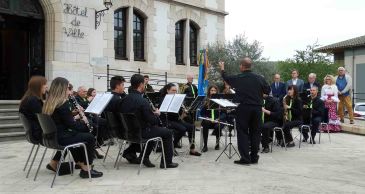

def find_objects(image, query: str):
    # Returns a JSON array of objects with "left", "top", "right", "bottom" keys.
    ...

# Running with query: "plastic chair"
[
  {"left": 118, "top": 113, "right": 166, "bottom": 174},
  {"left": 19, "top": 113, "right": 44, "bottom": 180},
  {"left": 36, "top": 113, "right": 92, "bottom": 188}
]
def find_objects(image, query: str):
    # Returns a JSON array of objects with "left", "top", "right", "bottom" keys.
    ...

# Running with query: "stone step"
[
  {"left": 0, "top": 109, "right": 19, "bottom": 116},
  {"left": 0, "top": 100, "right": 20, "bottom": 109},
  {"left": 0, "top": 132, "right": 25, "bottom": 142},
  {"left": 0, "top": 116, "right": 20, "bottom": 124},
  {"left": 0, "top": 124, "right": 24, "bottom": 133}
]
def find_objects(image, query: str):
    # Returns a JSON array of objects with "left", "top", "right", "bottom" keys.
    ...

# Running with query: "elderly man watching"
[{"left": 335, "top": 67, "right": 354, "bottom": 124}]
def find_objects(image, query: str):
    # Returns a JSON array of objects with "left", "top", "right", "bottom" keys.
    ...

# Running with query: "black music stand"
[{"left": 145, "top": 92, "right": 161, "bottom": 108}]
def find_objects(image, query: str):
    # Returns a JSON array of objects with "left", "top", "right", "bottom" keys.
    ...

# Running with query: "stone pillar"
[
  {"left": 127, "top": 6, "right": 134, "bottom": 61},
  {"left": 184, "top": 19, "right": 190, "bottom": 69}
]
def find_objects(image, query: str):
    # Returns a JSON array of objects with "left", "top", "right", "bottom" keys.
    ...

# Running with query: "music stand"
[{"left": 145, "top": 92, "right": 161, "bottom": 108}]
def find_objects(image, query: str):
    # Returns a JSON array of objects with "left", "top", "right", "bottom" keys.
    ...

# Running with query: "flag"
[{"left": 197, "top": 49, "right": 209, "bottom": 96}]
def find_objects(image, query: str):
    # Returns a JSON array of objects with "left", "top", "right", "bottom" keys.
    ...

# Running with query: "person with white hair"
[
  {"left": 335, "top": 67, "right": 354, "bottom": 124},
  {"left": 303, "top": 73, "right": 321, "bottom": 93},
  {"left": 321, "top": 75, "right": 341, "bottom": 132}
]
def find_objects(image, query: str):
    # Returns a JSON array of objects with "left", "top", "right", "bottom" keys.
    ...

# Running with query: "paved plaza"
[{"left": 0, "top": 130, "right": 365, "bottom": 194}]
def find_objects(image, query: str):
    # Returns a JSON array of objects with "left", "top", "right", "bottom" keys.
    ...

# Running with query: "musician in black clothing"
[
  {"left": 144, "top": 75, "right": 154, "bottom": 93},
  {"left": 219, "top": 58, "right": 270, "bottom": 165},
  {"left": 301, "top": 86, "right": 324, "bottom": 143},
  {"left": 159, "top": 83, "right": 201, "bottom": 156},
  {"left": 281, "top": 85, "right": 303, "bottom": 147},
  {"left": 261, "top": 92, "right": 283, "bottom": 153},
  {"left": 118, "top": 74, "right": 178, "bottom": 168},
  {"left": 43, "top": 77, "right": 103, "bottom": 178},
  {"left": 183, "top": 73, "right": 198, "bottom": 100},
  {"left": 75, "top": 86, "right": 89, "bottom": 110}
]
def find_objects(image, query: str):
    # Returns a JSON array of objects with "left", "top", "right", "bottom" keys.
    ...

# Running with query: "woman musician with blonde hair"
[
  {"left": 279, "top": 85, "right": 303, "bottom": 148},
  {"left": 42, "top": 77, "right": 103, "bottom": 178}
]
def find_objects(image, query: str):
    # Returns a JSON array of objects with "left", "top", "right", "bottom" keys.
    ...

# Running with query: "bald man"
[
  {"left": 75, "top": 86, "right": 89, "bottom": 110},
  {"left": 220, "top": 57, "right": 270, "bottom": 165}
]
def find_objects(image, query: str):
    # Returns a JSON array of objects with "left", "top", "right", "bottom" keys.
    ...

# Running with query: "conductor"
[{"left": 219, "top": 58, "right": 270, "bottom": 165}]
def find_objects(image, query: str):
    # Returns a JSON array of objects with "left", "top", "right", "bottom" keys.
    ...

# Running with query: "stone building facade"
[{"left": 0, "top": 0, "right": 227, "bottom": 99}]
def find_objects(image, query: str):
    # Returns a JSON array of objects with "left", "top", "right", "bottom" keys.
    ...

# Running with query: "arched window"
[
  {"left": 133, "top": 11, "right": 145, "bottom": 61},
  {"left": 189, "top": 23, "right": 198, "bottom": 66},
  {"left": 114, "top": 8, "right": 127, "bottom": 59},
  {"left": 175, "top": 20, "right": 185, "bottom": 65}
]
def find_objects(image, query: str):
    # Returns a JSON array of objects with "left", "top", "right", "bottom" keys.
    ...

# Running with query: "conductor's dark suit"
[{"left": 222, "top": 70, "right": 270, "bottom": 163}]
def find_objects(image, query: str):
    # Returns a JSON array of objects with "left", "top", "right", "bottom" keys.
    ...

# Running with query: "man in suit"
[
  {"left": 271, "top": 74, "right": 286, "bottom": 101},
  {"left": 302, "top": 73, "right": 321, "bottom": 107},
  {"left": 286, "top": 69, "right": 304, "bottom": 93}
]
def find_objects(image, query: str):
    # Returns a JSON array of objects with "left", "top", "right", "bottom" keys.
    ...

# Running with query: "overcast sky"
[{"left": 225, "top": 0, "right": 364, "bottom": 61}]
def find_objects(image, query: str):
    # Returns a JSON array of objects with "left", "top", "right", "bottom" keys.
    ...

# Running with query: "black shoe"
[
  {"left": 202, "top": 146, "right": 208, "bottom": 152},
  {"left": 251, "top": 155, "right": 260, "bottom": 164},
  {"left": 123, "top": 153, "right": 140, "bottom": 164},
  {"left": 309, "top": 139, "right": 316, "bottom": 144},
  {"left": 142, "top": 159, "right": 155, "bottom": 168},
  {"left": 95, "top": 150, "right": 104, "bottom": 159},
  {"left": 174, "top": 144, "right": 182, "bottom": 149},
  {"left": 79, "top": 169, "right": 103, "bottom": 178},
  {"left": 286, "top": 142, "right": 295, "bottom": 147},
  {"left": 160, "top": 162, "right": 179, "bottom": 168},
  {"left": 302, "top": 138, "right": 307, "bottom": 143},
  {"left": 261, "top": 147, "right": 270, "bottom": 153},
  {"left": 46, "top": 162, "right": 73, "bottom": 176},
  {"left": 195, "top": 128, "right": 200, "bottom": 131},
  {"left": 215, "top": 143, "right": 220, "bottom": 150},
  {"left": 234, "top": 159, "right": 250, "bottom": 165},
  {"left": 189, "top": 150, "right": 201, "bottom": 156}
]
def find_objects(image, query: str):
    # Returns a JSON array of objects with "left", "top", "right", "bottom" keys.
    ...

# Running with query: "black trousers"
[
  {"left": 261, "top": 121, "right": 280, "bottom": 148},
  {"left": 277, "top": 120, "right": 302, "bottom": 143},
  {"left": 302, "top": 116, "right": 321, "bottom": 140},
  {"left": 236, "top": 105, "right": 262, "bottom": 162},
  {"left": 142, "top": 126, "right": 173, "bottom": 164},
  {"left": 201, "top": 120, "right": 221, "bottom": 147},
  {"left": 58, "top": 132, "right": 95, "bottom": 165},
  {"left": 168, "top": 120, "right": 195, "bottom": 148}
]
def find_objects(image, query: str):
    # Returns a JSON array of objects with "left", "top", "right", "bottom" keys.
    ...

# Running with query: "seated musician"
[
  {"left": 43, "top": 77, "right": 103, "bottom": 178},
  {"left": 279, "top": 85, "right": 303, "bottom": 148},
  {"left": 104, "top": 76, "right": 141, "bottom": 164},
  {"left": 75, "top": 86, "right": 89, "bottom": 110},
  {"left": 200, "top": 85, "right": 226, "bottom": 152},
  {"left": 261, "top": 91, "right": 283, "bottom": 153},
  {"left": 301, "top": 86, "right": 324, "bottom": 144},
  {"left": 87, "top": 88, "right": 96, "bottom": 102},
  {"left": 159, "top": 83, "right": 201, "bottom": 156},
  {"left": 119, "top": 74, "right": 178, "bottom": 168}
]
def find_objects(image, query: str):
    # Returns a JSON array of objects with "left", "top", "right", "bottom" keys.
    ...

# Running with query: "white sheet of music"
[
  {"left": 159, "top": 94, "right": 174, "bottom": 112},
  {"left": 168, "top": 94, "right": 186, "bottom": 113},
  {"left": 85, "top": 93, "right": 113, "bottom": 115},
  {"left": 211, "top": 99, "right": 237, "bottom": 107}
]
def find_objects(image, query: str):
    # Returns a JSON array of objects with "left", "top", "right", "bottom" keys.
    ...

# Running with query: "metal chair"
[
  {"left": 298, "top": 125, "right": 314, "bottom": 148},
  {"left": 36, "top": 113, "right": 92, "bottom": 188},
  {"left": 104, "top": 111, "right": 126, "bottom": 167},
  {"left": 19, "top": 113, "right": 44, "bottom": 180},
  {"left": 319, "top": 122, "right": 331, "bottom": 143},
  {"left": 271, "top": 127, "right": 287, "bottom": 152},
  {"left": 118, "top": 113, "right": 166, "bottom": 175}
]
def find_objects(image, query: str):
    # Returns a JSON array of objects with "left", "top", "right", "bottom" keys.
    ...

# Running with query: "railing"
[
  {"left": 105, "top": 64, "right": 167, "bottom": 91},
  {"left": 352, "top": 90, "right": 365, "bottom": 107}
]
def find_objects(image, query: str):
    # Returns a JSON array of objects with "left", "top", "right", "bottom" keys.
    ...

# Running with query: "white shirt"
[{"left": 292, "top": 79, "right": 298, "bottom": 85}]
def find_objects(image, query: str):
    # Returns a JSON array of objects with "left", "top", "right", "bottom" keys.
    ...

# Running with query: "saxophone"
[{"left": 283, "top": 95, "right": 289, "bottom": 122}]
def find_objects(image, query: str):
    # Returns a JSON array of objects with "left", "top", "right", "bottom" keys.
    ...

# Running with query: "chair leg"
[
  {"left": 271, "top": 130, "right": 275, "bottom": 153},
  {"left": 33, "top": 147, "right": 47, "bottom": 181},
  {"left": 159, "top": 138, "right": 166, "bottom": 170},
  {"left": 299, "top": 127, "right": 303, "bottom": 149},
  {"left": 281, "top": 129, "right": 287, "bottom": 151},
  {"left": 116, "top": 141, "right": 126, "bottom": 170},
  {"left": 138, "top": 143, "right": 148, "bottom": 175},
  {"left": 81, "top": 144, "right": 92, "bottom": 182},
  {"left": 309, "top": 128, "right": 314, "bottom": 146},
  {"left": 51, "top": 149, "right": 66, "bottom": 188},
  {"left": 318, "top": 129, "right": 321, "bottom": 144},
  {"left": 24, "top": 144, "right": 36, "bottom": 171},
  {"left": 103, "top": 144, "right": 111, "bottom": 163},
  {"left": 26, "top": 144, "right": 40, "bottom": 178},
  {"left": 67, "top": 149, "right": 73, "bottom": 176}
]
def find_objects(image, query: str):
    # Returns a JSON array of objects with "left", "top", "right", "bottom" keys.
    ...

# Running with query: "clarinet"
[
  {"left": 69, "top": 95, "right": 93, "bottom": 132},
  {"left": 144, "top": 94, "right": 163, "bottom": 126}
]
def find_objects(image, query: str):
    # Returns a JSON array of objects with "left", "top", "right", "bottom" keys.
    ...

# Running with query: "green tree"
[{"left": 277, "top": 42, "right": 339, "bottom": 84}]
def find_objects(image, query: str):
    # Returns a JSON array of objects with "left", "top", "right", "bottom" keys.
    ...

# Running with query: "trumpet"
[{"left": 69, "top": 95, "right": 93, "bottom": 132}]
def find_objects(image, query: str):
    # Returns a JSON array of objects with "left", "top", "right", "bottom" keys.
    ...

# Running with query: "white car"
[{"left": 354, "top": 103, "right": 365, "bottom": 118}]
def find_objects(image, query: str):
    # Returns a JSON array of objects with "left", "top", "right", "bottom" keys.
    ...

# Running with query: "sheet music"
[
  {"left": 85, "top": 93, "right": 113, "bottom": 114},
  {"left": 211, "top": 99, "right": 237, "bottom": 107},
  {"left": 168, "top": 94, "right": 186, "bottom": 113},
  {"left": 159, "top": 94, "right": 174, "bottom": 112}
]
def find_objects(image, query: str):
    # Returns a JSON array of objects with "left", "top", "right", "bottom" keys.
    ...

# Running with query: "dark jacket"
[
  {"left": 19, "top": 96, "right": 43, "bottom": 141},
  {"left": 271, "top": 82, "right": 286, "bottom": 100},
  {"left": 145, "top": 84, "right": 154, "bottom": 93},
  {"left": 263, "top": 96, "right": 283, "bottom": 124},
  {"left": 75, "top": 95, "right": 89, "bottom": 110},
  {"left": 222, "top": 70, "right": 270, "bottom": 106},
  {"left": 52, "top": 102, "right": 89, "bottom": 139},
  {"left": 183, "top": 83, "right": 198, "bottom": 98},
  {"left": 310, "top": 96, "right": 325, "bottom": 119},
  {"left": 104, "top": 91, "right": 126, "bottom": 113},
  {"left": 118, "top": 90, "right": 159, "bottom": 129},
  {"left": 285, "top": 97, "right": 303, "bottom": 121}
]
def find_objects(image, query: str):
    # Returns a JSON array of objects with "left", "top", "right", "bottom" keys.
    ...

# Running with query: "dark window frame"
[
  {"left": 189, "top": 22, "right": 198, "bottom": 66},
  {"left": 114, "top": 8, "right": 127, "bottom": 60},
  {"left": 175, "top": 20, "right": 185, "bottom": 65},
  {"left": 133, "top": 10, "right": 145, "bottom": 61}
]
